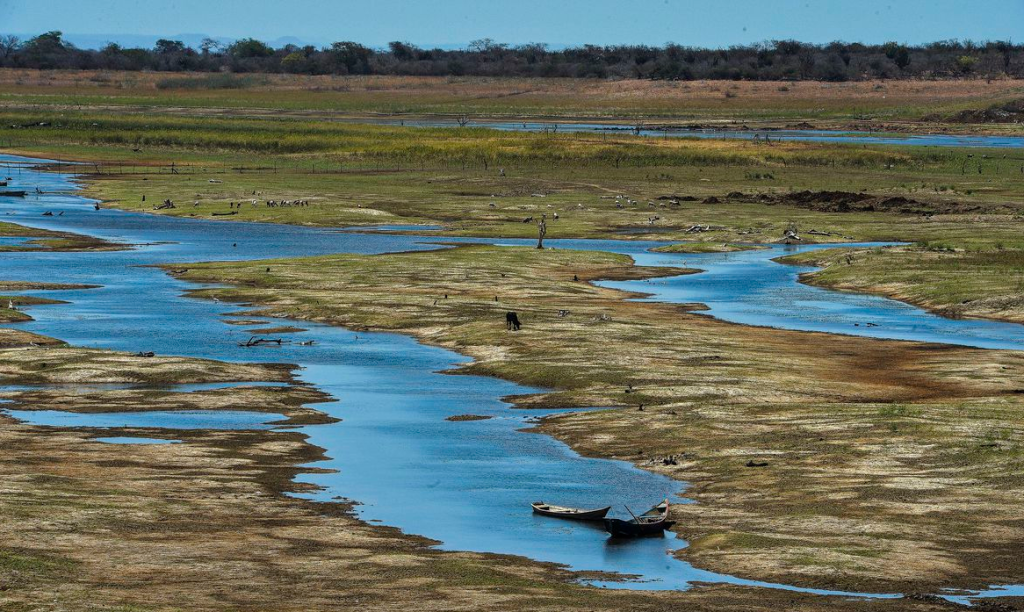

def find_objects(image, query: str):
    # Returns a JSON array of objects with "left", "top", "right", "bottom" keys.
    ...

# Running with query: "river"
[
  {"left": 355, "top": 118, "right": 1024, "bottom": 149},
  {"left": 0, "top": 154, "right": 1019, "bottom": 603}
]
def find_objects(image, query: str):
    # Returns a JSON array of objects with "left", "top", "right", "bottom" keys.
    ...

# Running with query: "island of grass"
[
  {"left": 0, "top": 281, "right": 98, "bottom": 323},
  {"left": 0, "top": 295, "right": 67, "bottom": 323},
  {"left": 0, "top": 221, "right": 123, "bottom": 252},
  {"left": 777, "top": 243, "right": 1024, "bottom": 324}
]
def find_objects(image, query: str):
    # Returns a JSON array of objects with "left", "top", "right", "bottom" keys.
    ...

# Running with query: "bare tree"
[
  {"left": 0, "top": 35, "right": 20, "bottom": 60},
  {"left": 199, "top": 37, "right": 222, "bottom": 55},
  {"left": 537, "top": 214, "right": 547, "bottom": 249},
  {"left": 456, "top": 115, "right": 471, "bottom": 127}
]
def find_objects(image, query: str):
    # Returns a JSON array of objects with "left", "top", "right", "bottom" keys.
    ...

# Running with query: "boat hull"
[
  {"left": 602, "top": 499, "right": 674, "bottom": 537},
  {"left": 531, "top": 503, "right": 611, "bottom": 521},
  {"left": 602, "top": 517, "right": 675, "bottom": 537}
]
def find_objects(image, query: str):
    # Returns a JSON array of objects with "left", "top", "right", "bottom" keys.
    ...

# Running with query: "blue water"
[
  {"left": 0, "top": 236, "right": 32, "bottom": 247},
  {"left": 0, "top": 153, "right": 1021, "bottom": 602},
  {"left": 362, "top": 119, "right": 1024, "bottom": 149},
  {"left": 9, "top": 409, "right": 288, "bottom": 430},
  {"left": 596, "top": 243, "right": 1024, "bottom": 351}
]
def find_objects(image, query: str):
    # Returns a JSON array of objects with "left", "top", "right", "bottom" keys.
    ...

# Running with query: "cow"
[{"left": 506, "top": 311, "right": 521, "bottom": 331}]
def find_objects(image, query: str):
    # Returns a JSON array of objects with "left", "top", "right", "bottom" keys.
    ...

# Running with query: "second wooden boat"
[{"left": 603, "top": 499, "right": 675, "bottom": 537}]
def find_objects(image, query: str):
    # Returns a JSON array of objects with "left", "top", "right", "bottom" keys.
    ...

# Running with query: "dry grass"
[{"left": 3, "top": 69, "right": 1023, "bottom": 124}]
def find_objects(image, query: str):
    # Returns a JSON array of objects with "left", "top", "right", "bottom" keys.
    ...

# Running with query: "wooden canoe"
[
  {"left": 532, "top": 501, "right": 611, "bottom": 521},
  {"left": 603, "top": 499, "right": 675, "bottom": 537}
]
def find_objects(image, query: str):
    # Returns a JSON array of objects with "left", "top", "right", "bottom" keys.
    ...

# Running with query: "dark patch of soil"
[
  {"left": 720, "top": 190, "right": 1006, "bottom": 215},
  {"left": 926, "top": 98, "right": 1024, "bottom": 124}
]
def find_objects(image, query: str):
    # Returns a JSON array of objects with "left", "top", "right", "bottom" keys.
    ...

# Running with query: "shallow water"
[
  {"left": 8, "top": 409, "right": 288, "bottom": 430},
  {"left": 0, "top": 236, "right": 32, "bottom": 247},
  {"left": 597, "top": 243, "right": 1024, "bottom": 351},
  {"left": 1, "top": 154, "right": 1021, "bottom": 601},
  {"left": 359, "top": 119, "right": 1024, "bottom": 149}
]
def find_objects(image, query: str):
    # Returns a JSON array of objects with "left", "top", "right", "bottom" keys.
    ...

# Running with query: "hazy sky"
[{"left": 2, "top": 0, "right": 1020, "bottom": 48}]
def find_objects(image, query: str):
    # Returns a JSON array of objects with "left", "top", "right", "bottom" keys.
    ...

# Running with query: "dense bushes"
[{"left": 1, "top": 32, "right": 1022, "bottom": 81}]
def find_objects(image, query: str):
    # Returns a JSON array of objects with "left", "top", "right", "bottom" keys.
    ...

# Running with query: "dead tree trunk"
[{"left": 537, "top": 215, "right": 547, "bottom": 249}]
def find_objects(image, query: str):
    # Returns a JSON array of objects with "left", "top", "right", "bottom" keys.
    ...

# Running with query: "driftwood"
[
  {"left": 782, "top": 222, "right": 801, "bottom": 243},
  {"left": 155, "top": 199, "right": 176, "bottom": 210},
  {"left": 239, "top": 336, "right": 284, "bottom": 347},
  {"left": 211, "top": 211, "right": 238, "bottom": 216},
  {"left": 136, "top": 351, "right": 155, "bottom": 358},
  {"left": 807, "top": 229, "right": 855, "bottom": 240}
]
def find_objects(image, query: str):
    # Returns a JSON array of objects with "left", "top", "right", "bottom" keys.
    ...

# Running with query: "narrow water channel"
[
  {"left": 0, "top": 154, "right": 1020, "bottom": 603},
  {"left": 346, "top": 118, "right": 1024, "bottom": 149}
]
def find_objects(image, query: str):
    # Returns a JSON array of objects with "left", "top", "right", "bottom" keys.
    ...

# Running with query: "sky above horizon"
[{"left": 2, "top": 0, "right": 1020, "bottom": 49}]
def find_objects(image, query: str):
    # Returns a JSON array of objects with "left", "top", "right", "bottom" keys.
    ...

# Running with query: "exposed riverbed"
[{"left": 1, "top": 154, "right": 1021, "bottom": 603}]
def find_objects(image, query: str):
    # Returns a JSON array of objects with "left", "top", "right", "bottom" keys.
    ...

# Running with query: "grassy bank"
[
  {"left": 0, "top": 220, "right": 122, "bottom": 252},
  {"left": 779, "top": 245, "right": 1024, "bottom": 323},
  {"left": 2, "top": 69, "right": 1024, "bottom": 127},
  {"left": 31, "top": 111, "right": 1021, "bottom": 327},
  {"left": 171, "top": 244, "right": 1024, "bottom": 593}
]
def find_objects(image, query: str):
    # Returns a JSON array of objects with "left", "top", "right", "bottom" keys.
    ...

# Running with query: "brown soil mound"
[{"left": 927, "top": 98, "right": 1024, "bottom": 124}]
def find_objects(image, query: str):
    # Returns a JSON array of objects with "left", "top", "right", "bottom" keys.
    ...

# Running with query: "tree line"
[{"left": 1, "top": 31, "right": 1021, "bottom": 81}]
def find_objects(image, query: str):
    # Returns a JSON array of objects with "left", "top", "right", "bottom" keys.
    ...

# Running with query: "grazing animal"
[{"left": 505, "top": 311, "right": 522, "bottom": 331}]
